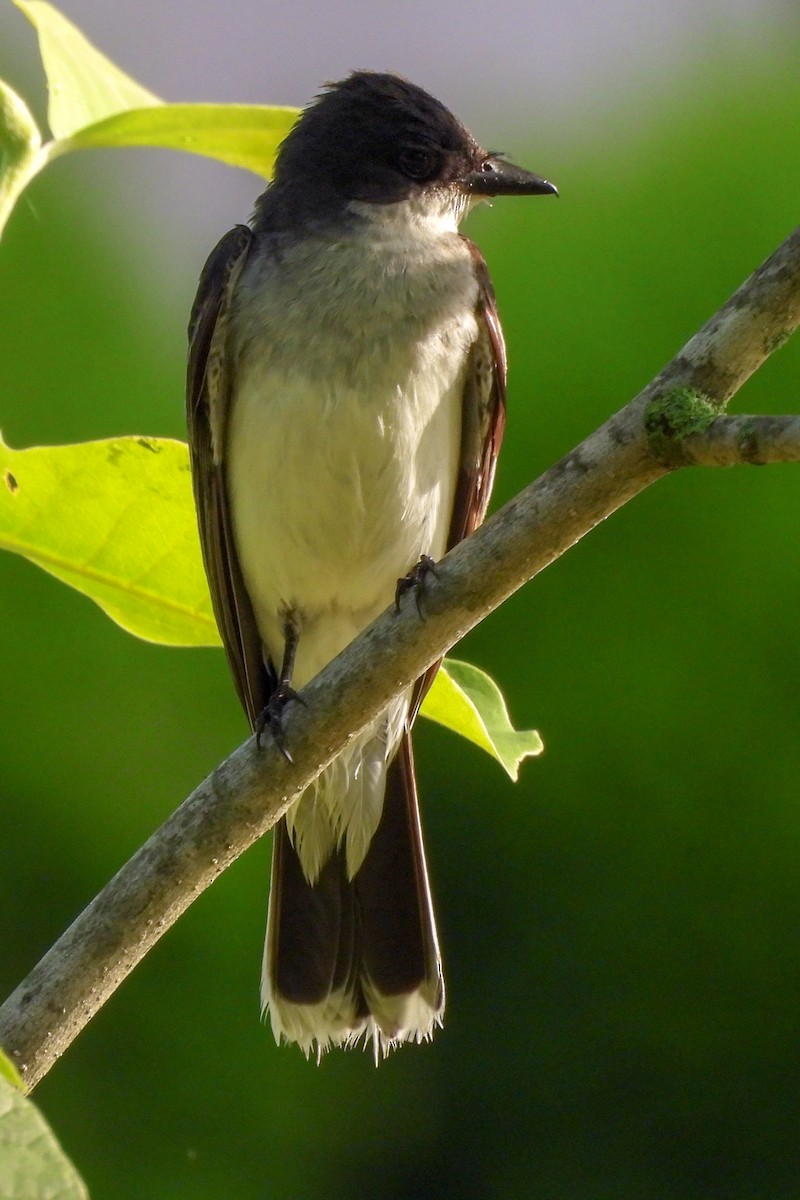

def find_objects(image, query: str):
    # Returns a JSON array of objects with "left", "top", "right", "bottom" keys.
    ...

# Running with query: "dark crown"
[{"left": 271, "top": 71, "right": 482, "bottom": 205}]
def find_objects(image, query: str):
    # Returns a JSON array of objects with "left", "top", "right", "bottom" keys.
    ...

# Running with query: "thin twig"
[{"left": 682, "top": 414, "right": 800, "bottom": 466}]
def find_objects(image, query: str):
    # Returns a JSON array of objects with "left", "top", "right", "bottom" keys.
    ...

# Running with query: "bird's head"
[{"left": 270, "top": 71, "right": 557, "bottom": 217}]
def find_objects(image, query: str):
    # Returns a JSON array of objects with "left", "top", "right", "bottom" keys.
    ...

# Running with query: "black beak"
[{"left": 465, "top": 155, "right": 558, "bottom": 198}]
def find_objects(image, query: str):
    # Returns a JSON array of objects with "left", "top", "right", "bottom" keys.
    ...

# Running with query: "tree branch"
[
  {"left": 679, "top": 414, "right": 800, "bottom": 466},
  {"left": 2, "top": 224, "right": 799, "bottom": 1091}
]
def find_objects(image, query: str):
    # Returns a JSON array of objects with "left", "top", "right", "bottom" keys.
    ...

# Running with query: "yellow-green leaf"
[
  {"left": 422, "top": 658, "right": 543, "bottom": 780},
  {"left": 0, "top": 76, "right": 41, "bottom": 164},
  {"left": 14, "top": 0, "right": 160, "bottom": 138},
  {"left": 0, "top": 1050, "right": 23, "bottom": 1092},
  {"left": 62, "top": 103, "right": 297, "bottom": 178},
  {"left": 3, "top": 3, "right": 298, "bottom": 240},
  {"left": 0, "top": 436, "right": 537, "bottom": 775},
  {"left": 0, "top": 435, "right": 219, "bottom": 647},
  {"left": 0, "top": 1071, "right": 89, "bottom": 1199},
  {"left": 0, "top": 76, "right": 44, "bottom": 235}
]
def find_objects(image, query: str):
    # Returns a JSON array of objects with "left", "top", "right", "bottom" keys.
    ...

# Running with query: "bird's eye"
[
  {"left": 397, "top": 145, "right": 439, "bottom": 181},
  {"left": 480, "top": 159, "right": 496, "bottom": 174}
]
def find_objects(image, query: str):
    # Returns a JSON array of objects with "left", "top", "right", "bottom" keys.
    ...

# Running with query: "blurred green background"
[{"left": 2, "top": 30, "right": 800, "bottom": 1200}]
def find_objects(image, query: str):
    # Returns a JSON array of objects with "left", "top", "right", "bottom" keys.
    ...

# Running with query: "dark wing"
[
  {"left": 448, "top": 238, "right": 507, "bottom": 546},
  {"left": 187, "top": 224, "right": 272, "bottom": 729},
  {"left": 409, "top": 238, "right": 507, "bottom": 724}
]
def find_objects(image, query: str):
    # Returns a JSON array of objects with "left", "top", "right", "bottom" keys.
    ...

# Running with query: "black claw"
[
  {"left": 255, "top": 683, "right": 305, "bottom": 759},
  {"left": 395, "top": 554, "right": 439, "bottom": 616}
]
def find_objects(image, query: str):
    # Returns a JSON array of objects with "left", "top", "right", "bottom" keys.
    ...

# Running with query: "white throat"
[{"left": 347, "top": 188, "right": 474, "bottom": 238}]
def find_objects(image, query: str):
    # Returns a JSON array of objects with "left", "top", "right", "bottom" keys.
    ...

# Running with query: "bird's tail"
[{"left": 262, "top": 732, "right": 444, "bottom": 1060}]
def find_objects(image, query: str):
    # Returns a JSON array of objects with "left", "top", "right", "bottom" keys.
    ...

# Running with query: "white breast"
[{"left": 226, "top": 200, "right": 479, "bottom": 688}]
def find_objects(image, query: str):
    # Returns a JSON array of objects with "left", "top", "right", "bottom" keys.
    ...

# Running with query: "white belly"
[
  {"left": 226, "top": 314, "right": 475, "bottom": 687},
  {"left": 226, "top": 200, "right": 480, "bottom": 883}
]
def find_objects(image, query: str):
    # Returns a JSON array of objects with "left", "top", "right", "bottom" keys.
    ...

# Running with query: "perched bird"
[{"left": 187, "top": 71, "right": 556, "bottom": 1059}]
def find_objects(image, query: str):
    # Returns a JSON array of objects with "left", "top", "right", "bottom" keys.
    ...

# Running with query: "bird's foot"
[
  {"left": 255, "top": 683, "right": 306, "bottom": 760},
  {"left": 395, "top": 554, "right": 439, "bottom": 617}
]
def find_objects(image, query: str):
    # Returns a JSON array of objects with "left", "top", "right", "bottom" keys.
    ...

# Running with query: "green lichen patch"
[{"left": 644, "top": 386, "right": 720, "bottom": 466}]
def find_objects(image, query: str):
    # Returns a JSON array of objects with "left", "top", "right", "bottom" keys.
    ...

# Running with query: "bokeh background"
[{"left": 2, "top": 2, "right": 800, "bottom": 1197}]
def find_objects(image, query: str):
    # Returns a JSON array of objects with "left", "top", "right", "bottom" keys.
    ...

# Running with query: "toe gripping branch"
[
  {"left": 255, "top": 611, "right": 306, "bottom": 760},
  {"left": 255, "top": 557, "right": 441, "bottom": 762},
  {"left": 255, "top": 683, "right": 306, "bottom": 760},
  {"left": 395, "top": 554, "right": 440, "bottom": 617}
]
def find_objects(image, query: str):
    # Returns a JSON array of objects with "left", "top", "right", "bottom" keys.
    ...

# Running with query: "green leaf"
[
  {"left": 2, "top": 3, "right": 297, "bottom": 240},
  {"left": 0, "top": 77, "right": 44, "bottom": 235},
  {"left": 0, "top": 1071, "right": 89, "bottom": 1199},
  {"left": 13, "top": 1, "right": 296, "bottom": 178},
  {"left": 422, "top": 658, "right": 543, "bottom": 780},
  {"left": 0, "top": 1050, "right": 23, "bottom": 1092},
  {"left": 62, "top": 103, "right": 297, "bottom": 178},
  {"left": 0, "top": 435, "right": 219, "bottom": 647},
  {"left": 0, "top": 436, "right": 537, "bottom": 775},
  {"left": 14, "top": 0, "right": 160, "bottom": 138},
  {"left": 0, "top": 76, "right": 41, "bottom": 165}
]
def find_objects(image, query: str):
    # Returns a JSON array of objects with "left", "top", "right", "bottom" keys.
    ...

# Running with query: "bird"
[{"left": 186, "top": 70, "right": 556, "bottom": 1060}]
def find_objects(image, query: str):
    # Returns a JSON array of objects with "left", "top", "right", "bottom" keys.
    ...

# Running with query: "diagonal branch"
[{"left": 1, "top": 224, "right": 799, "bottom": 1092}]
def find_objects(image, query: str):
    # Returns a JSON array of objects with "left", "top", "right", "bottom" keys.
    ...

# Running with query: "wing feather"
[
  {"left": 186, "top": 224, "right": 271, "bottom": 728},
  {"left": 409, "top": 237, "right": 507, "bottom": 724}
]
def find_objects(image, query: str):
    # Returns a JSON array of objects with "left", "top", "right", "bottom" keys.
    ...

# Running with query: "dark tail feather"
[
  {"left": 356, "top": 734, "right": 444, "bottom": 1034},
  {"left": 262, "top": 732, "right": 444, "bottom": 1058},
  {"left": 266, "top": 820, "right": 358, "bottom": 1008}
]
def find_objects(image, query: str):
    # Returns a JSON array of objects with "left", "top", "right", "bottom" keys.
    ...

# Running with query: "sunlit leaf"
[
  {"left": 14, "top": 0, "right": 160, "bottom": 138},
  {"left": 0, "top": 435, "right": 535, "bottom": 773},
  {"left": 0, "top": 435, "right": 218, "bottom": 647},
  {"left": 0, "top": 77, "right": 43, "bottom": 236},
  {"left": 422, "top": 658, "right": 543, "bottom": 779},
  {"left": 0, "top": 1050, "right": 23, "bottom": 1091},
  {"left": 0, "top": 1071, "right": 89, "bottom": 1199},
  {"left": 13, "top": 1, "right": 296, "bottom": 177},
  {"left": 62, "top": 102, "right": 297, "bottom": 178},
  {"left": 2, "top": 3, "right": 297, "bottom": 241},
  {"left": 0, "top": 76, "right": 41, "bottom": 164}
]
